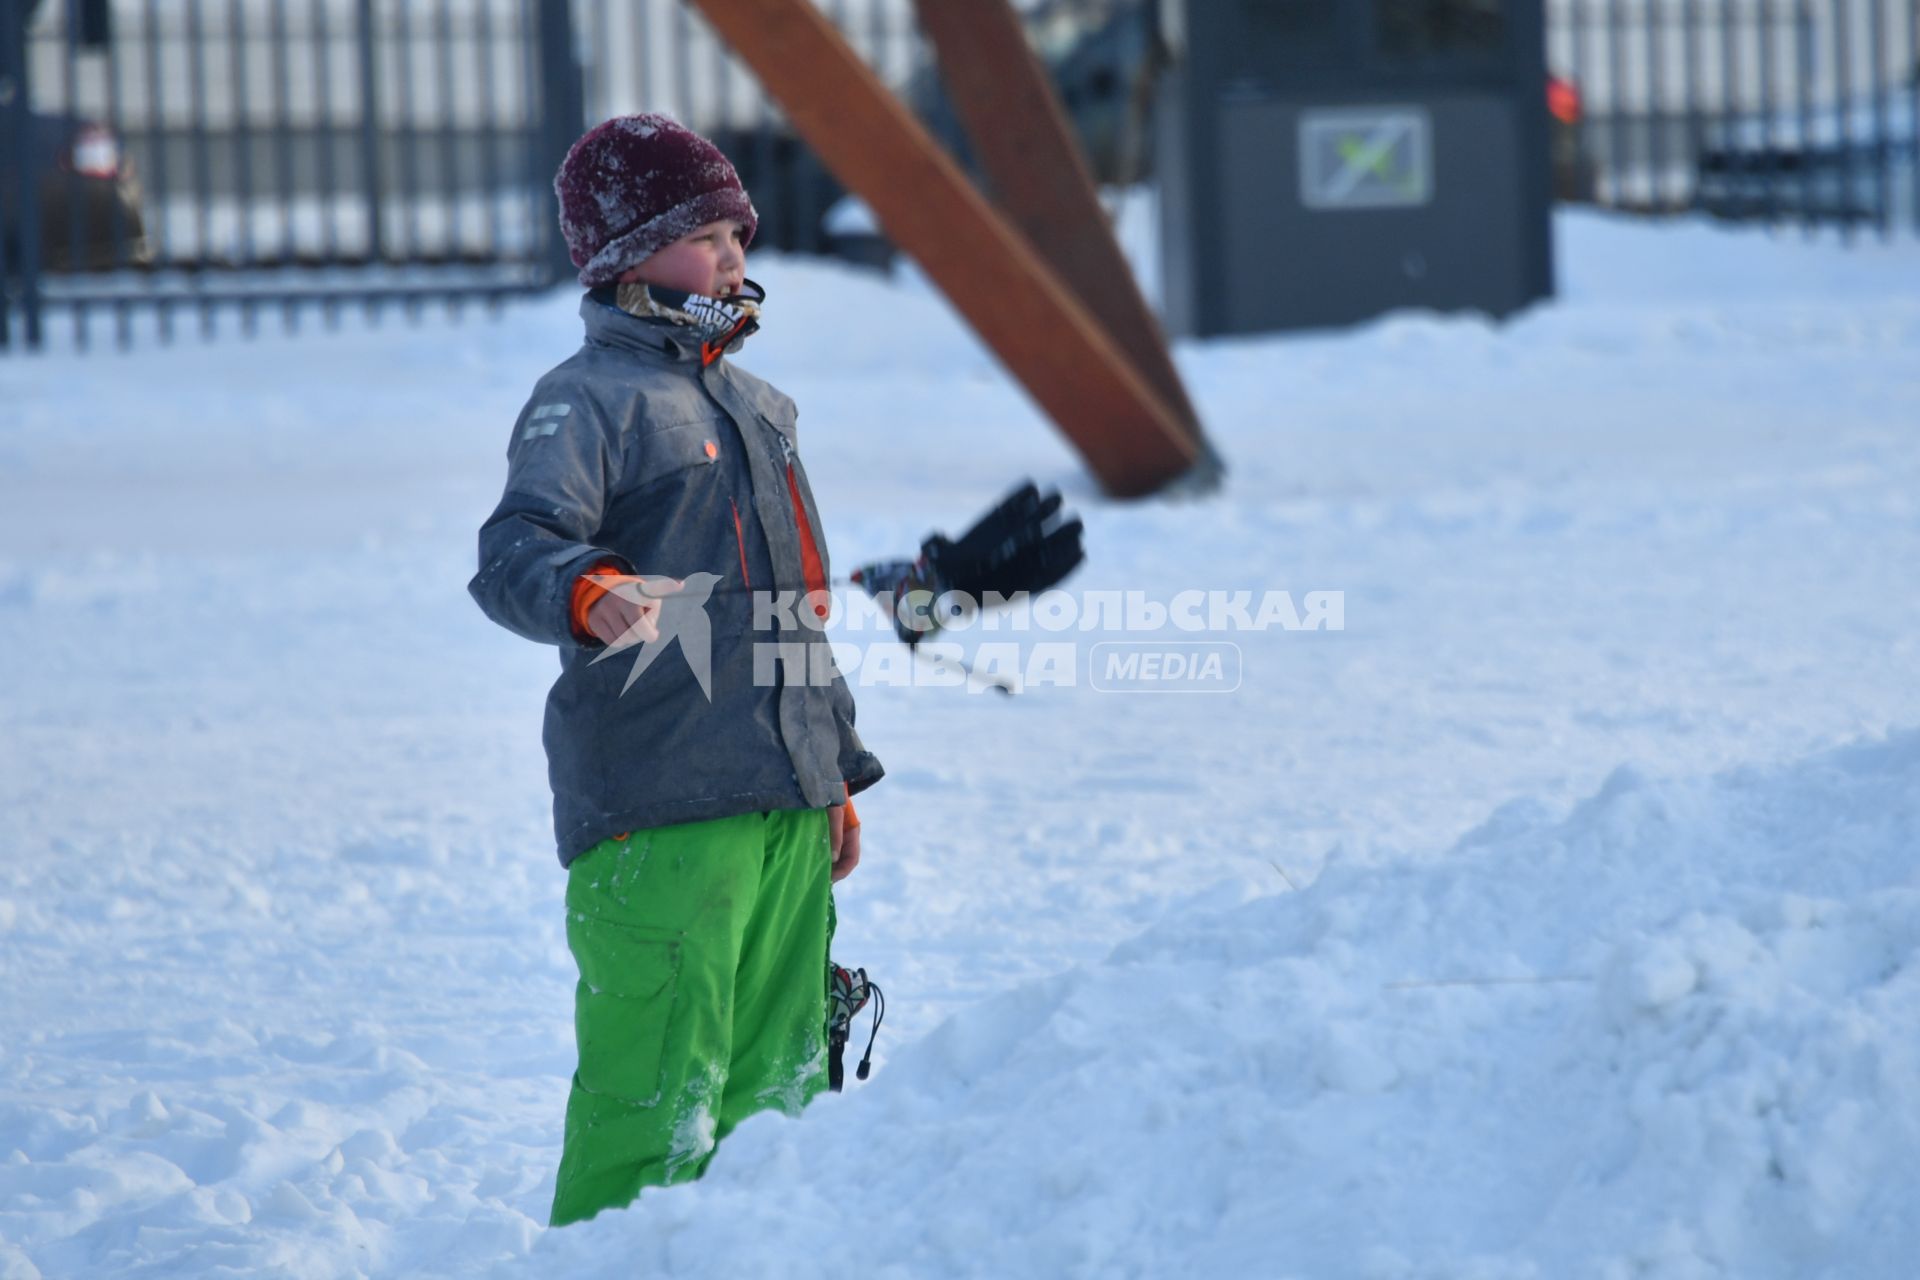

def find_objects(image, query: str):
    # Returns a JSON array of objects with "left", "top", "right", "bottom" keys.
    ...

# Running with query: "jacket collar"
[
  {"left": 580, "top": 280, "right": 766, "bottom": 368},
  {"left": 580, "top": 286, "right": 701, "bottom": 365}
]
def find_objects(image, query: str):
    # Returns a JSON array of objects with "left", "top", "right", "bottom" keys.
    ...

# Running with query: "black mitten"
[
  {"left": 924, "top": 481, "right": 1085, "bottom": 601},
  {"left": 852, "top": 481, "right": 1086, "bottom": 646}
]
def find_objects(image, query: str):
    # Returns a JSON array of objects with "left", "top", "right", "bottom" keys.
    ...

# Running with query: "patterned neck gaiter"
[{"left": 614, "top": 280, "right": 764, "bottom": 365}]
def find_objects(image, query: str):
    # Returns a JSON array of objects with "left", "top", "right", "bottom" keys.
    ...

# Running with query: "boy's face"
[{"left": 618, "top": 218, "right": 748, "bottom": 299}]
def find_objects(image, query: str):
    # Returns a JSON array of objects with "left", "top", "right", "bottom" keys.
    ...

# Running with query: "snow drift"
[{"left": 530, "top": 731, "right": 1920, "bottom": 1279}]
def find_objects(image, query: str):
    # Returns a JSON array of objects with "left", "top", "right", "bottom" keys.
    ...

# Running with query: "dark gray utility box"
[{"left": 1154, "top": 0, "right": 1555, "bottom": 336}]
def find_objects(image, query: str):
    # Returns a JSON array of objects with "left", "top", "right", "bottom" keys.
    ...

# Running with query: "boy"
[{"left": 468, "top": 114, "right": 883, "bottom": 1226}]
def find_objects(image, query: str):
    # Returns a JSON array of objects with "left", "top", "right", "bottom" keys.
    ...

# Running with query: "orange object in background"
[{"left": 1547, "top": 75, "right": 1582, "bottom": 126}]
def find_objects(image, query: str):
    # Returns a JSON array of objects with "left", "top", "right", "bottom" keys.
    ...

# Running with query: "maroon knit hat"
[{"left": 554, "top": 114, "right": 759, "bottom": 287}]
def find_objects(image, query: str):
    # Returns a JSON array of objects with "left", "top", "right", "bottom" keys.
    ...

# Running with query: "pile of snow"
[{"left": 534, "top": 731, "right": 1920, "bottom": 1278}]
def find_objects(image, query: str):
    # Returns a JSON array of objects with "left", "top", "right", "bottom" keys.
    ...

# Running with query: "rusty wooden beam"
[
  {"left": 912, "top": 0, "right": 1210, "bottom": 458},
  {"left": 689, "top": 0, "right": 1197, "bottom": 498}
]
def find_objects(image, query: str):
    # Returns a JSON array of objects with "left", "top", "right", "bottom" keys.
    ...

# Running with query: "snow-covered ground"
[{"left": 2, "top": 210, "right": 1918, "bottom": 1278}]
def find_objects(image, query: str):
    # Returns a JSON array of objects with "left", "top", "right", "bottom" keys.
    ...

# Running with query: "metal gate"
[
  {"left": 0, "top": 0, "right": 938, "bottom": 354},
  {"left": 1548, "top": 0, "right": 1918, "bottom": 232},
  {"left": 17, "top": 0, "right": 1904, "bottom": 354},
  {"left": 0, "top": 0, "right": 582, "bottom": 351}
]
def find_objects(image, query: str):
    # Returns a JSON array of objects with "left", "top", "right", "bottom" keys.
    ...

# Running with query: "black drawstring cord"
[
  {"left": 826, "top": 965, "right": 884, "bottom": 1089},
  {"left": 855, "top": 981, "right": 884, "bottom": 1082}
]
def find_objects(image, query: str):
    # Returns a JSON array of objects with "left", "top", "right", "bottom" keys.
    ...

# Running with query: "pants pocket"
[{"left": 568, "top": 912, "right": 681, "bottom": 1108}]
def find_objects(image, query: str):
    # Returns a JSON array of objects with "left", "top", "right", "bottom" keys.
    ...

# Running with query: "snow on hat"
[{"left": 554, "top": 114, "right": 759, "bottom": 288}]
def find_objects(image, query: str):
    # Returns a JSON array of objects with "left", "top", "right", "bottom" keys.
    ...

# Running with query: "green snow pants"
[{"left": 549, "top": 808, "right": 834, "bottom": 1227}]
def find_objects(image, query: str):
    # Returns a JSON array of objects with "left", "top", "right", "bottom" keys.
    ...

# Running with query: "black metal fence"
[
  {"left": 5, "top": 0, "right": 1916, "bottom": 353},
  {"left": 1549, "top": 0, "right": 1919, "bottom": 233},
  {"left": 0, "top": 0, "right": 598, "bottom": 351},
  {"left": 0, "top": 0, "right": 934, "bottom": 353}
]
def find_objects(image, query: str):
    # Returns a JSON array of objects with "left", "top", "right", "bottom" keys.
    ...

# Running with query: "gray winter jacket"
[{"left": 470, "top": 288, "right": 884, "bottom": 865}]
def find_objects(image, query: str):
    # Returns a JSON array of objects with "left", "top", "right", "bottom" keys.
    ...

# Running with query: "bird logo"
[{"left": 586, "top": 571, "right": 723, "bottom": 699}]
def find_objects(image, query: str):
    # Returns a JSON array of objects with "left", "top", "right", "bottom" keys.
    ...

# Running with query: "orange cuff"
[
  {"left": 569, "top": 559, "right": 628, "bottom": 644},
  {"left": 843, "top": 782, "right": 860, "bottom": 830}
]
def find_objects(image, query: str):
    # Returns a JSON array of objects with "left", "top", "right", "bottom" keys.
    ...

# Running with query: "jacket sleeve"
[
  {"left": 468, "top": 392, "right": 631, "bottom": 647},
  {"left": 829, "top": 666, "right": 885, "bottom": 796}
]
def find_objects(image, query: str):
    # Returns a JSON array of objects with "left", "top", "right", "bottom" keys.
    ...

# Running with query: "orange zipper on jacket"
[
  {"left": 784, "top": 464, "right": 829, "bottom": 620},
  {"left": 729, "top": 496, "right": 751, "bottom": 590}
]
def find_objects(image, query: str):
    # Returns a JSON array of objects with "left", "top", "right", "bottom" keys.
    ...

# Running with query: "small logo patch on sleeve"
[{"left": 520, "top": 401, "right": 572, "bottom": 442}]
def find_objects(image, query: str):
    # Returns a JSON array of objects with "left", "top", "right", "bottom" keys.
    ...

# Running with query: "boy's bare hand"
[
  {"left": 586, "top": 575, "right": 684, "bottom": 649},
  {"left": 828, "top": 806, "right": 862, "bottom": 883}
]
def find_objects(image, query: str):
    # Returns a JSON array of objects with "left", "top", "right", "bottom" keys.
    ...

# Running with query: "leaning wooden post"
[
  {"left": 689, "top": 0, "right": 1199, "bottom": 498},
  {"left": 912, "top": 0, "right": 1213, "bottom": 467}
]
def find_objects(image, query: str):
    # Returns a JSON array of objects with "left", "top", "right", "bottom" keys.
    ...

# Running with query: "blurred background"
[{"left": 3, "top": 0, "right": 1915, "bottom": 350}]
